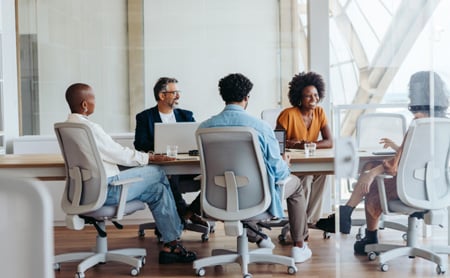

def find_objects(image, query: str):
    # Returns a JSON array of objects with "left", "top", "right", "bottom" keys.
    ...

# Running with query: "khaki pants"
[
  {"left": 284, "top": 174, "right": 309, "bottom": 242},
  {"left": 301, "top": 175, "right": 328, "bottom": 224}
]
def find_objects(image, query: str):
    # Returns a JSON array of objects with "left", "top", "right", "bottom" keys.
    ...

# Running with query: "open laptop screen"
[
  {"left": 154, "top": 122, "right": 200, "bottom": 154},
  {"left": 274, "top": 129, "right": 286, "bottom": 155}
]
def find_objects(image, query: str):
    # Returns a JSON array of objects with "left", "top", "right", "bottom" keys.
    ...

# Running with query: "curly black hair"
[
  {"left": 288, "top": 72, "right": 325, "bottom": 107},
  {"left": 219, "top": 73, "right": 253, "bottom": 103}
]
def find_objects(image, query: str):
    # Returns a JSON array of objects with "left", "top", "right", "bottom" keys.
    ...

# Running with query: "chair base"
[
  {"left": 365, "top": 216, "right": 448, "bottom": 274},
  {"left": 353, "top": 217, "right": 407, "bottom": 240},
  {"left": 193, "top": 228, "right": 297, "bottom": 277},
  {"left": 139, "top": 220, "right": 215, "bottom": 242},
  {"left": 55, "top": 223, "right": 146, "bottom": 277}
]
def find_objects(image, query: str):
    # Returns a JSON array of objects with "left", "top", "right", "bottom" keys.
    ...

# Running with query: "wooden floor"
[{"left": 53, "top": 213, "right": 450, "bottom": 278}]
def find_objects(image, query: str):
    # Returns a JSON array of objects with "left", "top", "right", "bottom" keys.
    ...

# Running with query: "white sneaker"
[
  {"left": 257, "top": 237, "right": 275, "bottom": 249},
  {"left": 291, "top": 243, "right": 312, "bottom": 263}
]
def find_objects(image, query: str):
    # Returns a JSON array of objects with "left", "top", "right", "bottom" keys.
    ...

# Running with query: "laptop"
[
  {"left": 274, "top": 129, "right": 286, "bottom": 155},
  {"left": 154, "top": 122, "right": 200, "bottom": 154}
]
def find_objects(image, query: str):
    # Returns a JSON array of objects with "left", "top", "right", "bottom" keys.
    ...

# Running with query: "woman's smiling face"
[{"left": 301, "top": 85, "right": 320, "bottom": 109}]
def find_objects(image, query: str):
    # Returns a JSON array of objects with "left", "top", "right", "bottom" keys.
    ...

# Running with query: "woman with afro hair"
[{"left": 276, "top": 71, "right": 333, "bottom": 229}]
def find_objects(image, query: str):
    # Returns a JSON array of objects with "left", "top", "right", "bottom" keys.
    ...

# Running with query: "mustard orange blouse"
[{"left": 276, "top": 106, "right": 328, "bottom": 142}]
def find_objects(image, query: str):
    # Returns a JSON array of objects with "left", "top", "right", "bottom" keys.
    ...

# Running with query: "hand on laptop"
[{"left": 148, "top": 153, "right": 177, "bottom": 163}]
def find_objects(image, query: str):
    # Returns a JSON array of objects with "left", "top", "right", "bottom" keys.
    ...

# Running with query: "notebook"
[
  {"left": 274, "top": 129, "right": 286, "bottom": 155},
  {"left": 154, "top": 122, "right": 200, "bottom": 154}
]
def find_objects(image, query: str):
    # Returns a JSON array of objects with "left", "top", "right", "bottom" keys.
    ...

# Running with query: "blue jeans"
[{"left": 105, "top": 165, "right": 183, "bottom": 243}]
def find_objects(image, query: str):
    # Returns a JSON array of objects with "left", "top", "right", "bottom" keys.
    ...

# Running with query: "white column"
[{"left": 1, "top": 0, "right": 20, "bottom": 153}]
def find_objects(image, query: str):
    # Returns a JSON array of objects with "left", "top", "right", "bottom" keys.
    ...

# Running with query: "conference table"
[
  {"left": 156, "top": 148, "right": 348, "bottom": 176},
  {"left": 0, "top": 149, "right": 393, "bottom": 179}
]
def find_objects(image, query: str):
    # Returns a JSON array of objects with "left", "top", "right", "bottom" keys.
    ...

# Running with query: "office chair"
[
  {"left": 0, "top": 176, "right": 54, "bottom": 278},
  {"left": 193, "top": 127, "right": 297, "bottom": 277},
  {"left": 53, "top": 122, "right": 146, "bottom": 278},
  {"left": 261, "top": 107, "right": 282, "bottom": 129},
  {"left": 365, "top": 118, "right": 450, "bottom": 274},
  {"left": 352, "top": 112, "right": 408, "bottom": 239}
]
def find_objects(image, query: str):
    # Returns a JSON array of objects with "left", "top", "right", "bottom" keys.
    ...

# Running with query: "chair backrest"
[
  {"left": 0, "top": 176, "right": 54, "bottom": 278},
  {"left": 261, "top": 108, "right": 282, "bottom": 129},
  {"left": 54, "top": 122, "right": 107, "bottom": 215},
  {"left": 396, "top": 117, "right": 450, "bottom": 210},
  {"left": 356, "top": 113, "right": 407, "bottom": 151},
  {"left": 196, "top": 127, "right": 271, "bottom": 222}
]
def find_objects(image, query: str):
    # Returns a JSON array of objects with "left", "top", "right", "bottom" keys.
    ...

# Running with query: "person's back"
[{"left": 199, "top": 73, "right": 313, "bottom": 263}]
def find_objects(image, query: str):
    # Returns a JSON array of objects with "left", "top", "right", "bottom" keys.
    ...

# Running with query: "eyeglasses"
[{"left": 163, "top": 90, "right": 181, "bottom": 96}]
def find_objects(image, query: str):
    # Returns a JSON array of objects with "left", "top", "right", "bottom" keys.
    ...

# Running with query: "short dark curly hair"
[
  {"left": 219, "top": 73, "right": 253, "bottom": 103},
  {"left": 288, "top": 72, "right": 326, "bottom": 107},
  {"left": 153, "top": 77, "right": 178, "bottom": 101}
]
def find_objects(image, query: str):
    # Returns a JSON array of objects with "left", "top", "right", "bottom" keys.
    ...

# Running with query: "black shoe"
[
  {"left": 159, "top": 243, "right": 197, "bottom": 264},
  {"left": 316, "top": 214, "right": 336, "bottom": 233},
  {"left": 353, "top": 230, "right": 378, "bottom": 255}
]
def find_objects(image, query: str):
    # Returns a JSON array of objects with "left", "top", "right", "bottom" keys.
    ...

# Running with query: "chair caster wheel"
[
  {"left": 437, "top": 265, "right": 446, "bottom": 275},
  {"left": 201, "top": 234, "right": 209, "bottom": 242},
  {"left": 380, "top": 263, "right": 389, "bottom": 272},
  {"left": 368, "top": 251, "right": 377, "bottom": 261},
  {"left": 196, "top": 268, "right": 206, "bottom": 276},
  {"left": 131, "top": 267, "right": 140, "bottom": 276},
  {"left": 288, "top": 265, "right": 297, "bottom": 274}
]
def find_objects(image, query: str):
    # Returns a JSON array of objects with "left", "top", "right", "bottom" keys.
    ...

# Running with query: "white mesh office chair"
[
  {"left": 54, "top": 122, "right": 146, "bottom": 278},
  {"left": 261, "top": 108, "right": 282, "bottom": 129},
  {"left": 352, "top": 112, "right": 408, "bottom": 239},
  {"left": 0, "top": 176, "right": 54, "bottom": 278},
  {"left": 193, "top": 127, "right": 297, "bottom": 277},
  {"left": 365, "top": 118, "right": 450, "bottom": 274}
]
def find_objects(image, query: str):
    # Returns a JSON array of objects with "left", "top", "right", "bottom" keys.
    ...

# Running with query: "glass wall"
[
  {"left": 11, "top": 0, "right": 450, "bottom": 138},
  {"left": 326, "top": 0, "right": 450, "bottom": 135}
]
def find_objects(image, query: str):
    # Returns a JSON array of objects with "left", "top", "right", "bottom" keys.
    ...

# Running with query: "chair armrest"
[
  {"left": 375, "top": 174, "right": 393, "bottom": 214},
  {"left": 110, "top": 177, "right": 143, "bottom": 220}
]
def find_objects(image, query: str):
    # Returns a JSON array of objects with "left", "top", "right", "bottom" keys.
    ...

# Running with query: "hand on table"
[{"left": 149, "top": 153, "right": 176, "bottom": 163}]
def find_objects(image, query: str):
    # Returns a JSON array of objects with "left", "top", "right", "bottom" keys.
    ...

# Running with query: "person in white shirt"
[{"left": 64, "top": 83, "right": 196, "bottom": 264}]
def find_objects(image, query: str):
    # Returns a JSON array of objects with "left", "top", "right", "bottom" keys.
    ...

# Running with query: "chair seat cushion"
[
  {"left": 83, "top": 200, "right": 146, "bottom": 219},
  {"left": 388, "top": 200, "right": 423, "bottom": 215}
]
